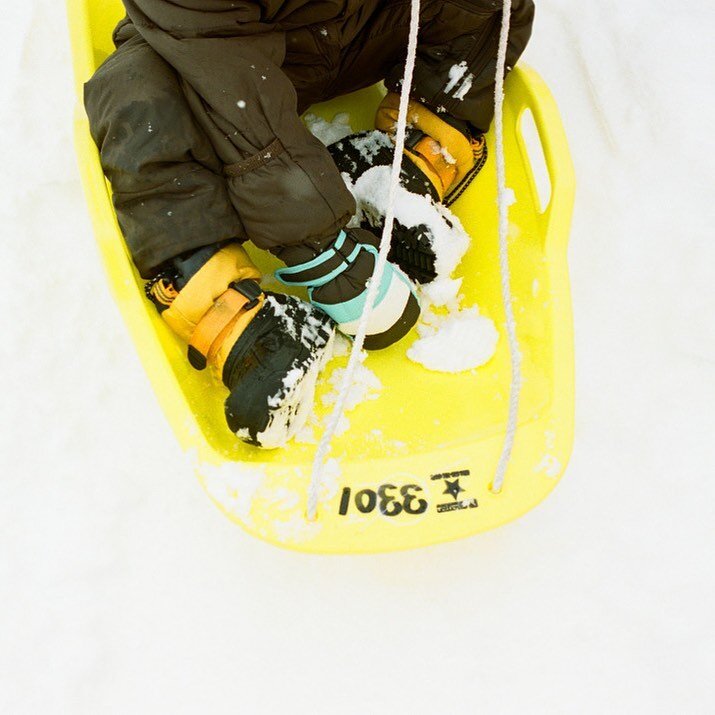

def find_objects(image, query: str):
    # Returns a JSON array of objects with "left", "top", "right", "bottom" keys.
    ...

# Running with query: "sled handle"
[{"left": 511, "top": 65, "right": 576, "bottom": 252}]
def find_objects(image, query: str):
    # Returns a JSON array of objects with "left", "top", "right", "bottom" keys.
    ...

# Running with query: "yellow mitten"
[
  {"left": 158, "top": 243, "right": 264, "bottom": 379},
  {"left": 375, "top": 92, "right": 485, "bottom": 202}
]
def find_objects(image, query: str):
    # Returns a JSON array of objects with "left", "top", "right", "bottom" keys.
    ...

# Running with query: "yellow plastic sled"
[{"left": 68, "top": 0, "right": 575, "bottom": 553}]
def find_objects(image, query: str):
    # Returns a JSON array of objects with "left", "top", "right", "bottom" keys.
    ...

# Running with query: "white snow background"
[{"left": 1, "top": 1, "right": 714, "bottom": 712}]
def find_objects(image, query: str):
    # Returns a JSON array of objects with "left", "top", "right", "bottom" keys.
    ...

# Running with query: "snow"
[
  {"left": 444, "top": 61, "right": 475, "bottom": 101},
  {"left": 200, "top": 458, "right": 267, "bottom": 527},
  {"left": 439, "top": 145, "right": 456, "bottom": 165},
  {"left": 303, "top": 111, "right": 353, "bottom": 145},
  {"left": 322, "top": 359, "right": 382, "bottom": 413},
  {"left": 2, "top": 1, "right": 715, "bottom": 713},
  {"left": 407, "top": 307, "right": 499, "bottom": 373},
  {"left": 296, "top": 352, "right": 382, "bottom": 442},
  {"left": 444, "top": 60, "right": 469, "bottom": 95},
  {"left": 453, "top": 73, "right": 474, "bottom": 101}
]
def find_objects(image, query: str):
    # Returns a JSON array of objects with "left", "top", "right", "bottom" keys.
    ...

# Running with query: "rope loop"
[
  {"left": 307, "top": 0, "right": 522, "bottom": 518},
  {"left": 491, "top": 0, "right": 522, "bottom": 494},
  {"left": 307, "top": 0, "right": 423, "bottom": 521}
]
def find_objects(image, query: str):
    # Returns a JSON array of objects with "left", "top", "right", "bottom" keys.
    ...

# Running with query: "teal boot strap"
[
  {"left": 274, "top": 231, "right": 357, "bottom": 289},
  {"left": 274, "top": 231, "right": 413, "bottom": 326}
]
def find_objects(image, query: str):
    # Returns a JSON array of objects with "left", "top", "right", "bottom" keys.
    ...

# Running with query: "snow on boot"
[
  {"left": 146, "top": 243, "right": 335, "bottom": 448},
  {"left": 328, "top": 95, "right": 486, "bottom": 284},
  {"left": 222, "top": 293, "right": 335, "bottom": 448},
  {"left": 272, "top": 228, "right": 419, "bottom": 351}
]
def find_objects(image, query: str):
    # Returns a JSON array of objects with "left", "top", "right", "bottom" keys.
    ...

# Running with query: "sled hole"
[{"left": 520, "top": 108, "right": 551, "bottom": 213}]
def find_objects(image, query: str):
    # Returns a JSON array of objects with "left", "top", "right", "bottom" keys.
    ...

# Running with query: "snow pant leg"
[
  {"left": 319, "top": 0, "right": 535, "bottom": 133},
  {"left": 83, "top": 22, "right": 245, "bottom": 278}
]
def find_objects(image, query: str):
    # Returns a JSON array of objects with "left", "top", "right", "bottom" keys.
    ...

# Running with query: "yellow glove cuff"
[
  {"left": 404, "top": 137, "right": 458, "bottom": 200},
  {"left": 375, "top": 93, "right": 474, "bottom": 194},
  {"left": 162, "top": 243, "right": 261, "bottom": 344}
]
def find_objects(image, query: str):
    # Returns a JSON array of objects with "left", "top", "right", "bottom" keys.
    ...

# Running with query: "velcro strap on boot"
[
  {"left": 187, "top": 279, "right": 263, "bottom": 370},
  {"left": 274, "top": 231, "right": 362, "bottom": 289}
]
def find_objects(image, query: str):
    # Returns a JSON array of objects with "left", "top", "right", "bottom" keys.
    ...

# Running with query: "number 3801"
[{"left": 338, "top": 484, "right": 428, "bottom": 517}]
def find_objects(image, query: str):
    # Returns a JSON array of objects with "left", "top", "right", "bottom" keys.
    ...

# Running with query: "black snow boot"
[
  {"left": 328, "top": 95, "right": 486, "bottom": 284},
  {"left": 146, "top": 242, "right": 335, "bottom": 448}
]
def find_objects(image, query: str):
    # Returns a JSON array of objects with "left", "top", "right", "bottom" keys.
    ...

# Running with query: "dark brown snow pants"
[{"left": 85, "top": 1, "right": 534, "bottom": 277}]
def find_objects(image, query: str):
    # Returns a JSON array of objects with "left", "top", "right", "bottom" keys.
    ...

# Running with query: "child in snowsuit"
[{"left": 85, "top": 0, "right": 535, "bottom": 447}]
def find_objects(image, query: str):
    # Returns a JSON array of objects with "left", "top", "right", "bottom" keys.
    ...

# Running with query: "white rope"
[
  {"left": 307, "top": 0, "right": 422, "bottom": 521},
  {"left": 491, "top": 0, "right": 522, "bottom": 493},
  {"left": 307, "top": 0, "right": 520, "bottom": 514}
]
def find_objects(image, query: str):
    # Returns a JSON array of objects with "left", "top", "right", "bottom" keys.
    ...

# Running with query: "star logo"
[{"left": 443, "top": 478, "right": 465, "bottom": 501}]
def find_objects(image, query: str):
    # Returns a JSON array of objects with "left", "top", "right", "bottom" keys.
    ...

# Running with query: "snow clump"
[{"left": 304, "top": 112, "right": 353, "bottom": 145}]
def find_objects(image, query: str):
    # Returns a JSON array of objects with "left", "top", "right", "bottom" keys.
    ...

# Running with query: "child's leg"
[
  {"left": 318, "top": 0, "right": 534, "bottom": 283},
  {"left": 84, "top": 21, "right": 245, "bottom": 278},
  {"left": 329, "top": 0, "right": 535, "bottom": 132},
  {"left": 83, "top": 18, "right": 416, "bottom": 444},
  {"left": 83, "top": 22, "right": 340, "bottom": 447}
]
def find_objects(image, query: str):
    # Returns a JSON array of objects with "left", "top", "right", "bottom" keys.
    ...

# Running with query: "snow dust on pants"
[{"left": 84, "top": 0, "right": 534, "bottom": 278}]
